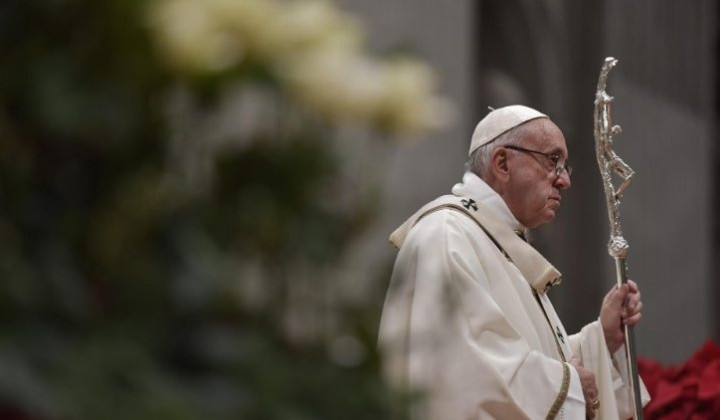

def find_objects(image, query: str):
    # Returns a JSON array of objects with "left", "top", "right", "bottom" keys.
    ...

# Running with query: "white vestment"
[{"left": 378, "top": 172, "right": 649, "bottom": 419}]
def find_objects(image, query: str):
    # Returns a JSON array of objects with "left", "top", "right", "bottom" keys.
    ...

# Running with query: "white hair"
[{"left": 467, "top": 122, "right": 530, "bottom": 179}]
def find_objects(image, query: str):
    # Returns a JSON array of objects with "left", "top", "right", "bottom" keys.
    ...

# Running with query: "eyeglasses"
[{"left": 504, "top": 145, "right": 573, "bottom": 177}]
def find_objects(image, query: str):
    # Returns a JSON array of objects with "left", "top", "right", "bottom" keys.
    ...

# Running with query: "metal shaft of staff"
[
  {"left": 594, "top": 57, "right": 643, "bottom": 419},
  {"left": 616, "top": 257, "right": 643, "bottom": 420}
]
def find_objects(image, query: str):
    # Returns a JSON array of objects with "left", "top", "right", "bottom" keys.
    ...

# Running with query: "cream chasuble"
[{"left": 378, "top": 172, "right": 649, "bottom": 419}]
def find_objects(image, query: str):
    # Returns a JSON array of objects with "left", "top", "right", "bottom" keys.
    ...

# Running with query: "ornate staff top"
[{"left": 593, "top": 57, "right": 635, "bottom": 260}]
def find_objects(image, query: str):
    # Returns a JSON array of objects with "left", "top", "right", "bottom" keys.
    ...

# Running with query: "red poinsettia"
[{"left": 638, "top": 340, "right": 720, "bottom": 419}]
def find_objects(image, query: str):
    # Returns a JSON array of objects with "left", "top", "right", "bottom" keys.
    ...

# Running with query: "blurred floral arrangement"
[
  {"left": 148, "top": 0, "right": 452, "bottom": 134},
  {"left": 638, "top": 341, "right": 720, "bottom": 419},
  {"left": 0, "top": 0, "right": 451, "bottom": 418}
]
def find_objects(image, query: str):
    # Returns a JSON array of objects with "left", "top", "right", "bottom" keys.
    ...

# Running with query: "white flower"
[
  {"left": 280, "top": 49, "right": 386, "bottom": 122},
  {"left": 274, "top": 0, "right": 363, "bottom": 55},
  {"left": 377, "top": 58, "right": 455, "bottom": 133},
  {"left": 148, "top": 0, "right": 246, "bottom": 73},
  {"left": 207, "top": 0, "right": 283, "bottom": 59}
]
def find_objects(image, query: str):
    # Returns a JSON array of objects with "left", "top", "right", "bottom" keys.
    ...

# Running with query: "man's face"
[{"left": 503, "top": 119, "right": 572, "bottom": 228}]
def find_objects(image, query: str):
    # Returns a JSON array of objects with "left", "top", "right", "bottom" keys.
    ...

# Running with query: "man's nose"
[{"left": 554, "top": 170, "right": 571, "bottom": 190}]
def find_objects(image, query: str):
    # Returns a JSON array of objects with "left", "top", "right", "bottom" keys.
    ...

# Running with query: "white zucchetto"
[{"left": 468, "top": 105, "right": 547, "bottom": 156}]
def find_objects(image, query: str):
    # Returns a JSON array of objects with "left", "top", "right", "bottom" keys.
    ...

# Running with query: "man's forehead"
[{"left": 524, "top": 119, "right": 567, "bottom": 154}]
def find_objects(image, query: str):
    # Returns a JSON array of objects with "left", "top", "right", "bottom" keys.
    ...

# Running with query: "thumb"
[
  {"left": 609, "top": 284, "right": 629, "bottom": 310},
  {"left": 569, "top": 354, "right": 582, "bottom": 367}
]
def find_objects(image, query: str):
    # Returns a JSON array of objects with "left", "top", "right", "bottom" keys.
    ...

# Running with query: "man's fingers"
[
  {"left": 623, "top": 299, "right": 643, "bottom": 317},
  {"left": 586, "top": 406, "right": 596, "bottom": 420},
  {"left": 572, "top": 363, "right": 599, "bottom": 419},
  {"left": 569, "top": 354, "right": 582, "bottom": 367},
  {"left": 624, "top": 312, "right": 642, "bottom": 325},
  {"left": 582, "top": 376, "right": 599, "bottom": 419},
  {"left": 627, "top": 279, "right": 639, "bottom": 293},
  {"left": 627, "top": 293, "right": 641, "bottom": 309},
  {"left": 629, "top": 300, "right": 643, "bottom": 313}
]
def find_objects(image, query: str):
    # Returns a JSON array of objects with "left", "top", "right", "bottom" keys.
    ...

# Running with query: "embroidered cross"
[
  {"left": 555, "top": 325, "right": 565, "bottom": 344},
  {"left": 461, "top": 198, "right": 477, "bottom": 211}
]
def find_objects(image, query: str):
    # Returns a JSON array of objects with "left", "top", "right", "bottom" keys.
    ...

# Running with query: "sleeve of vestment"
[
  {"left": 379, "top": 211, "right": 580, "bottom": 419},
  {"left": 567, "top": 321, "right": 651, "bottom": 419}
]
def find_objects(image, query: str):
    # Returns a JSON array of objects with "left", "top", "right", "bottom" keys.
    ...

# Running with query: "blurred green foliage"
[{"left": 0, "top": 1, "right": 404, "bottom": 418}]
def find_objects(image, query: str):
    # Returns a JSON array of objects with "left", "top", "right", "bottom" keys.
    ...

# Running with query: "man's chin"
[
  {"left": 546, "top": 201, "right": 561, "bottom": 216},
  {"left": 540, "top": 209, "right": 557, "bottom": 225}
]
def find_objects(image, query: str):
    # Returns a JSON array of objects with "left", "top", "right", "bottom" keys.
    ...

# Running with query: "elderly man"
[{"left": 378, "top": 106, "right": 649, "bottom": 419}]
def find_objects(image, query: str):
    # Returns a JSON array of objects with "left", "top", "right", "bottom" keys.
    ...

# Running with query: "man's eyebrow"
[{"left": 547, "top": 147, "right": 564, "bottom": 156}]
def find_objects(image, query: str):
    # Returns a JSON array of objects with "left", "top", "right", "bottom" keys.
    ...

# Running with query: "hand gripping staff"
[{"left": 593, "top": 57, "right": 643, "bottom": 420}]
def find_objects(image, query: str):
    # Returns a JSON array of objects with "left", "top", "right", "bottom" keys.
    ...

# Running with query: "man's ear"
[{"left": 490, "top": 147, "right": 511, "bottom": 182}]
